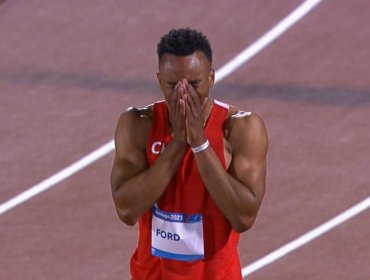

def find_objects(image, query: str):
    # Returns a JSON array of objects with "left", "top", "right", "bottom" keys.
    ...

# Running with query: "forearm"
[
  {"left": 194, "top": 148, "right": 261, "bottom": 232},
  {"left": 112, "top": 140, "right": 186, "bottom": 225}
]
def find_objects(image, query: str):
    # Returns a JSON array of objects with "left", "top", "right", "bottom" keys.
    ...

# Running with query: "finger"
[
  {"left": 184, "top": 96, "right": 194, "bottom": 122},
  {"left": 168, "top": 83, "right": 179, "bottom": 108},
  {"left": 185, "top": 82, "right": 201, "bottom": 108},
  {"left": 184, "top": 88, "right": 201, "bottom": 120},
  {"left": 186, "top": 96, "right": 197, "bottom": 120},
  {"left": 170, "top": 90, "right": 178, "bottom": 115},
  {"left": 178, "top": 83, "right": 188, "bottom": 115},
  {"left": 185, "top": 91, "right": 202, "bottom": 122},
  {"left": 179, "top": 99, "right": 186, "bottom": 118}
]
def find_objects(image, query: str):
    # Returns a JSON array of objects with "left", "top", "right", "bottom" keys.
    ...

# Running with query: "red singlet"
[{"left": 130, "top": 100, "right": 242, "bottom": 280}]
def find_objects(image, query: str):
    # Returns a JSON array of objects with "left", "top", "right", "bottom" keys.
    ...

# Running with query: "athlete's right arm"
[{"left": 110, "top": 107, "right": 186, "bottom": 226}]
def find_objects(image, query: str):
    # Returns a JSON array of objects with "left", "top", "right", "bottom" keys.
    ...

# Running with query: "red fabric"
[{"left": 130, "top": 100, "right": 242, "bottom": 280}]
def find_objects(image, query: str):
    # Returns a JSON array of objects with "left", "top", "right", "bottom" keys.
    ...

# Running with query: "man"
[{"left": 110, "top": 28, "right": 268, "bottom": 279}]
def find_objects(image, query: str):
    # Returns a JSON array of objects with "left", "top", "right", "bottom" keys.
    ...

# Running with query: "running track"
[{"left": 0, "top": 0, "right": 369, "bottom": 279}]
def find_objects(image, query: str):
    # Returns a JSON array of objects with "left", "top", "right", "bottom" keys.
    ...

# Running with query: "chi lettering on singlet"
[{"left": 151, "top": 141, "right": 165, "bottom": 155}]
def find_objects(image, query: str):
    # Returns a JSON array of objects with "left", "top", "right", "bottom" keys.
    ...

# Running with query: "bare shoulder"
[
  {"left": 115, "top": 104, "right": 154, "bottom": 152},
  {"left": 224, "top": 106, "right": 268, "bottom": 153},
  {"left": 118, "top": 104, "right": 153, "bottom": 126}
]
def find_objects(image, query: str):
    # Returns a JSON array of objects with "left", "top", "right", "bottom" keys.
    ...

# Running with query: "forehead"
[{"left": 159, "top": 51, "right": 210, "bottom": 80}]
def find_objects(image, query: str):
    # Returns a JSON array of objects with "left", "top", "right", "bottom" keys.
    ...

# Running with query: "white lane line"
[
  {"left": 0, "top": 140, "right": 114, "bottom": 215},
  {"left": 216, "top": 0, "right": 323, "bottom": 83},
  {"left": 0, "top": 0, "right": 322, "bottom": 215},
  {"left": 242, "top": 196, "right": 370, "bottom": 277}
]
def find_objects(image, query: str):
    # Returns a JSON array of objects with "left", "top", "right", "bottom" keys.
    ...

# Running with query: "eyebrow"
[
  {"left": 166, "top": 79, "right": 202, "bottom": 87},
  {"left": 166, "top": 81, "right": 178, "bottom": 87},
  {"left": 188, "top": 79, "right": 202, "bottom": 85}
]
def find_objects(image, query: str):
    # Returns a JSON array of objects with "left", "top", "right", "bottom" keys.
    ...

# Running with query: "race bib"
[{"left": 151, "top": 205, "right": 204, "bottom": 261}]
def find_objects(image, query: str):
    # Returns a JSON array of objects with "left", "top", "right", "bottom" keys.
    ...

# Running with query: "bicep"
[
  {"left": 110, "top": 112, "right": 149, "bottom": 192},
  {"left": 111, "top": 154, "right": 147, "bottom": 193},
  {"left": 228, "top": 113, "right": 268, "bottom": 201}
]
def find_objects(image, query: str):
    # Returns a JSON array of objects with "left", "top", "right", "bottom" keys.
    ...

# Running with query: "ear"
[
  {"left": 209, "top": 68, "right": 215, "bottom": 88},
  {"left": 156, "top": 72, "right": 161, "bottom": 85}
]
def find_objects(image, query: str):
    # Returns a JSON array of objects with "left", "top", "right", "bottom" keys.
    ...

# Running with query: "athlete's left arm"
[{"left": 194, "top": 113, "right": 268, "bottom": 233}]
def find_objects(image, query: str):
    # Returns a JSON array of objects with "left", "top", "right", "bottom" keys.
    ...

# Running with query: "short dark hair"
[{"left": 157, "top": 28, "right": 213, "bottom": 64}]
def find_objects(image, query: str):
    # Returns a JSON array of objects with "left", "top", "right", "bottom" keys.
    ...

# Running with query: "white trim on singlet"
[{"left": 214, "top": 99, "right": 230, "bottom": 109}]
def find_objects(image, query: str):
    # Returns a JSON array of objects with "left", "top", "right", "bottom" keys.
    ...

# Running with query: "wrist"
[
  {"left": 191, "top": 139, "right": 210, "bottom": 154},
  {"left": 189, "top": 135, "right": 207, "bottom": 148},
  {"left": 171, "top": 136, "right": 188, "bottom": 149}
]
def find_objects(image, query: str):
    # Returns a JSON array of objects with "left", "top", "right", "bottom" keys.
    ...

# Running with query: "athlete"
[{"left": 110, "top": 28, "right": 268, "bottom": 279}]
